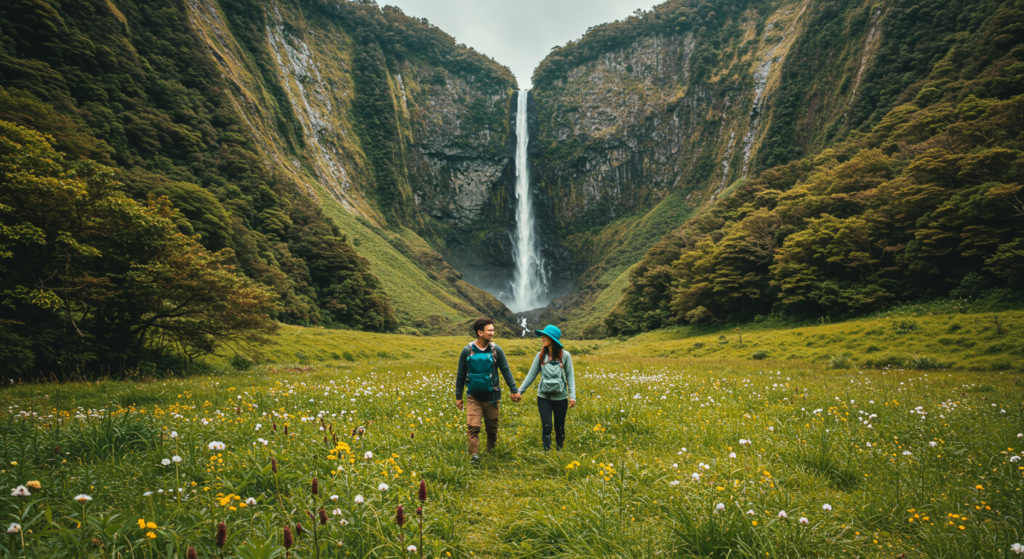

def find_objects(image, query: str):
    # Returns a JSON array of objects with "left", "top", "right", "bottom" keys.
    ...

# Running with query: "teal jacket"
[{"left": 518, "top": 350, "right": 575, "bottom": 401}]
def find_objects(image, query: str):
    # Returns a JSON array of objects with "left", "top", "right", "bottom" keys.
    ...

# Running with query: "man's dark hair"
[{"left": 472, "top": 317, "right": 494, "bottom": 337}]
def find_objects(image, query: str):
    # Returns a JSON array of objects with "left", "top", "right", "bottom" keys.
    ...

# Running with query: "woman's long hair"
[{"left": 540, "top": 340, "right": 562, "bottom": 365}]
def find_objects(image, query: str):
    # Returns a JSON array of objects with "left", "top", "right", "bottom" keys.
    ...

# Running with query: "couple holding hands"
[{"left": 454, "top": 317, "right": 576, "bottom": 461}]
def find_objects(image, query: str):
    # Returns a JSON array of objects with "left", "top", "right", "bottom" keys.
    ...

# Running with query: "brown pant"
[{"left": 465, "top": 395, "right": 499, "bottom": 455}]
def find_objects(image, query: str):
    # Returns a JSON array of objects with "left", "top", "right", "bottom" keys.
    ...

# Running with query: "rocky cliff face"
[
  {"left": 525, "top": 0, "right": 975, "bottom": 336},
  {"left": 182, "top": 0, "right": 526, "bottom": 331}
]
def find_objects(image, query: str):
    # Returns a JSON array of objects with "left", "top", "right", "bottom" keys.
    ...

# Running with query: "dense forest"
[{"left": 606, "top": 0, "right": 1024, "bottom": 334}]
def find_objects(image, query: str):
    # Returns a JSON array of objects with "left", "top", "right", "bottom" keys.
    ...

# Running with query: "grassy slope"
[
  {"left": 622, "top": 306, "right": 1024, "bottom": 373},
  {"left": 226, "top": 303, "right": 1023, "bottom": 375}
]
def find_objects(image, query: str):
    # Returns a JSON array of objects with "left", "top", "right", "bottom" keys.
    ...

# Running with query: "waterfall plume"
[{"left": 508, "top": 90, "right": 547, "bottom": 313}]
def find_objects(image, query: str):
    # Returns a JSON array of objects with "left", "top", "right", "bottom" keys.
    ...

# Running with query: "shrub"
[
  {"left": 752, "top": 350, "right": 769, "bottom": 360},
  {"left": 828, "top": 353, "right": 852, "bottom": 369},
  {"left": 908, "top": 355, "right": 945, "bottom": 370},
  {"left": 229, "top": 356, "right": 254, "bottom": 371},
  {"left": 893, "top": 320, "right": 918, "bottom": 334}
]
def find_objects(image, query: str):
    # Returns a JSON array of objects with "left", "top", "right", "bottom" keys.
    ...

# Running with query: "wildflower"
[
  {"left": 311, "top": 477, "right": 319, "bottom": 496},
  {"left": 245, "top": 498, "right": 257, "bottom": 506},
  {"left": 208, "top": 441, "right": 226, "bottom": 451},
  {"left": 716, "top": 503, "right": 725, "bottom": 511},
  {"left": 271, "top": 457, "right": 278, "bottom": 473},
  {"left": 364, "top": 451, "right": 373, "bottom": 460},
  {"left": 691, "top": 473, "right": 701, "bottom": 481},
  {"left": 10, "top": 485, "right": 30, "bottom": 497},
  {"left": 74, "top": 494, "right": 92, "bottom": 502},
  {"left": 354, "top": 494, "right": 365, "bottom": 504},
  {"left": 975, "top": 485, "right": 984, "bottom": 490},
  {"left": 822, "top": 504, "right": 832, "bottom": 511},
  {"left": 739, "top": 439, "right": 750, "bottom": 446},
  {"left": 172, "top": 456, "right": 182, "bottom": 463},
  {"left": 170, "top": 431, "right": 178, "bottom": 439},
  {"left": 283, "top": 526, "right": 293, "bottom": 550},
  {"left": 295, "top": 523, "right": 304, "bottom": 536},
  {"left": 747, "top": 510, "right": 755, "bottom": 515},
  {"left": 768, "top": 426, "right": 774, "bottom": 432},
  {"left": 669, "top": 480, "right": 680, "bottom": 486},
  {"left": 25, "top": 481, "right": 40, "bottom": 490},
  {"left": 728, "top": 452, "right": 736, "bottom": 459},
  {"left": 929, "top": 441, "right": 937, "bottom": 448},
  {"left": 1011, "top": 542, "right": 1022, "bottom": 554},
  {"left": 419, "top": 480, "right": 427, "bottom": 502},
  {"left": 339, "top": 518, "right": 349, "bottom": 526},
  {"left": 215, "top": 522, "right": 227, "bottom": 548},
  {"left": 187, "top": 546, "right": 197, "bottom": 559},
  {"left": 319, "top": 508, "right": 328, "bottom": 525},
  {"left": 7, "top": 523, "right": 20, "bottom": 533},
  {"left": 799, "top": 517, "right": 809, "bottom": 525},
  {"left": 330, "top": 494, "right": 339, "bottom": 501},
  {"left": 144, "top": 491, "right": 153, "bottom": 497},
  {"left": 332, "top": 508, "right": 343, "bottom": 516},
  {"left": 396, "top": 505, "right": 405, "bottom": 527},
  {"left": 778, "top": 510, "right": 788, "bottom": 519},
  {"left": 902, "top": 451, "right": 911, "bottom": 456},
  {"left": 146, "top": 531, "right": 157, "bottom": 539},
  {"left": 378, "top": 482, "right": 389, "bottom": 492},
  {"left": 407, "top": 545, "right": 417, "bottom": 553},
  {"left": 1012, "top": 456, "right": 1021, "bottom": 463},
  {"left": 162, "top": 459, "right": 171, "bottom": 466}
]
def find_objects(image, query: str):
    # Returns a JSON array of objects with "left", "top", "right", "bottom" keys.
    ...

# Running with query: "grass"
[
  {"left": 622, "top": 307, "right": 1024, "bottom": 373},
  {"left": 1, "top": 315, "right": 1023, "bottom": 558}
]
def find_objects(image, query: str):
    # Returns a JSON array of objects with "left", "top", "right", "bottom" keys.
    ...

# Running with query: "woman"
[{"left": 518, "top": 325, "right": 576, "bottom": 451}]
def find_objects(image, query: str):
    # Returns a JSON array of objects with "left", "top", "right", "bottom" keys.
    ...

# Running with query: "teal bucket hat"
[{"left": 534, "top": 324, "right": 564, "bottom": 348}]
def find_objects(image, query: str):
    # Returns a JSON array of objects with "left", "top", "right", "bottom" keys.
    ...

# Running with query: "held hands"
[
  {"left": 510, "top": 393, "right": 522, "bottom": 403},
  {"left": 455, "top": 399, "right": 463, "bottom": 411}
]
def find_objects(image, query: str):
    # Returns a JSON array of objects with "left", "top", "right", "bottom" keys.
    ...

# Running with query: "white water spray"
[{"left": 508, "top": 90, "right": 547, "bottom": 312}]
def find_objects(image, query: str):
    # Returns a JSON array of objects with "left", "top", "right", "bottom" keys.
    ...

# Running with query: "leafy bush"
[
  {"left": 751, "top": 350, "right": 769, "bottom": 360},
  {"left": 908, "top": 355, "right": 945, "bottom": 370},
  {"left": 828, "top": 353, "right": 852, "bottom": 369}
]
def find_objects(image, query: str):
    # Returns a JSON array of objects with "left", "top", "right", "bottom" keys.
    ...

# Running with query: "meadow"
[{"left": 1, "top": 309, "right": 1023, "bottom": 558}]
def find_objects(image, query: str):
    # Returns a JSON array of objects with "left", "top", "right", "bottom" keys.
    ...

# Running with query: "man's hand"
[
  {"left": 569, "top": 399, "right": 576, "bottom": 408},
  {"left": 456, "top": 399, "right": 464, "bottom": 411},
  {"left": 510, "top": 393, "right": 521, "bottom": 403}
]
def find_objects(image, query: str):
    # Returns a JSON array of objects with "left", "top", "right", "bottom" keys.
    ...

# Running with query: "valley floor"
[{"left": 0, "top": 310, "right": 1022, "bottom": 557}]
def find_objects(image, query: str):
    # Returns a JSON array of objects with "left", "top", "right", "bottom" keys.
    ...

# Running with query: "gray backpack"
[{"left": 537, "top": 351, "right": 567, "bottom": 395}]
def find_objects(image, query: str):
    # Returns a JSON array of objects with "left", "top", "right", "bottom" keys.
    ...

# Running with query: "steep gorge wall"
[
  {"left": 190, "top": 0, "right": 523, "bottom": 330},
  {"left": 527, "top": 0, "right": 960, "bottom": 336},
  {"left": 0, "top": 0, "right": 524, "bottom": 334}
]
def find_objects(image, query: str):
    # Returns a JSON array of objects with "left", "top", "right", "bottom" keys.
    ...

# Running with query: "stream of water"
[{"left": 508, "top": 90, "right": 547, "bottom": 313}]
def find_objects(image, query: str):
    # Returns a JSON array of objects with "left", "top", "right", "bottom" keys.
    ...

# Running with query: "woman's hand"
[{"left": 569, "top": 399, "right": 576, "bottom": 408}]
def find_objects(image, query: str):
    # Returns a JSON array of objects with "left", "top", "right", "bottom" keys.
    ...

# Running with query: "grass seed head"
[
  {"left": 215, "top": 522, "right": 226, "bottom": 548},
  {"left": 283, "top": 526, "right": 293, "bottom": 549},
  {"left": 419, "top": 480, "right": 427, "bottom": 502},
  {"left": 187, "top": 546, "right": 197, "bottom": 559},
  {"left": 396, "top": 505, "right": 405, "bottom": 527}
]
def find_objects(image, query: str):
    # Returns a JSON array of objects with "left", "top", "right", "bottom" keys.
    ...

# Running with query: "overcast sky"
[{"left": 381, "top": 0, "right": 659, "bottom": 89}]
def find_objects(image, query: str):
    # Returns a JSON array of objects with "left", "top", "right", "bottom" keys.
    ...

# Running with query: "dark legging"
[{"left": 537, "top": 396, "right": 568, "bottom": 450}]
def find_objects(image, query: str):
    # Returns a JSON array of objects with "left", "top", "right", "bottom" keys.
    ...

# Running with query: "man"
[{"left": 455, "top": 317, "right": 520, "bottom": 461}]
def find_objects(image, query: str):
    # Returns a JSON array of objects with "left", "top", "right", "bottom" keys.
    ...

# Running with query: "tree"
[{"left": 0, "top": 120, "right": 279, "bottom": 377}]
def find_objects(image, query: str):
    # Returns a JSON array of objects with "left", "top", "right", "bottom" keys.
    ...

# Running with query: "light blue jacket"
[{"left": 518, "top": 350, "right": 575, "bottom": 401}]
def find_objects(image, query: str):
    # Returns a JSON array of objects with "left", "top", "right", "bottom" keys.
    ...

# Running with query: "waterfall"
[{"left": 508, "top": 90, "right": 547, "bottom": 313}]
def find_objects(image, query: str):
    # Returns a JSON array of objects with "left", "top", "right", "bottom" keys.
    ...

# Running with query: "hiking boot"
[{"left": 470, "top": 454, "right": 480, "bottom": 464}]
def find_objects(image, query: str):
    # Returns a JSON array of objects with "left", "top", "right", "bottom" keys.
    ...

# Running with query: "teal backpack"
[
  {"left": 538, "top": 351, "right": 567, "bottom": 396},
  {"left": 466, "top": 343, "right": 496, "bottom": 394}
]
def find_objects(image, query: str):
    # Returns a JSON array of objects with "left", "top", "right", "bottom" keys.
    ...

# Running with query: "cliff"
[
  {"left": 527, "top": 0, "right": 1022, "bottom": 336},
  {"left": 0, "top": 0, "right": 522, "bottom": 335}
]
